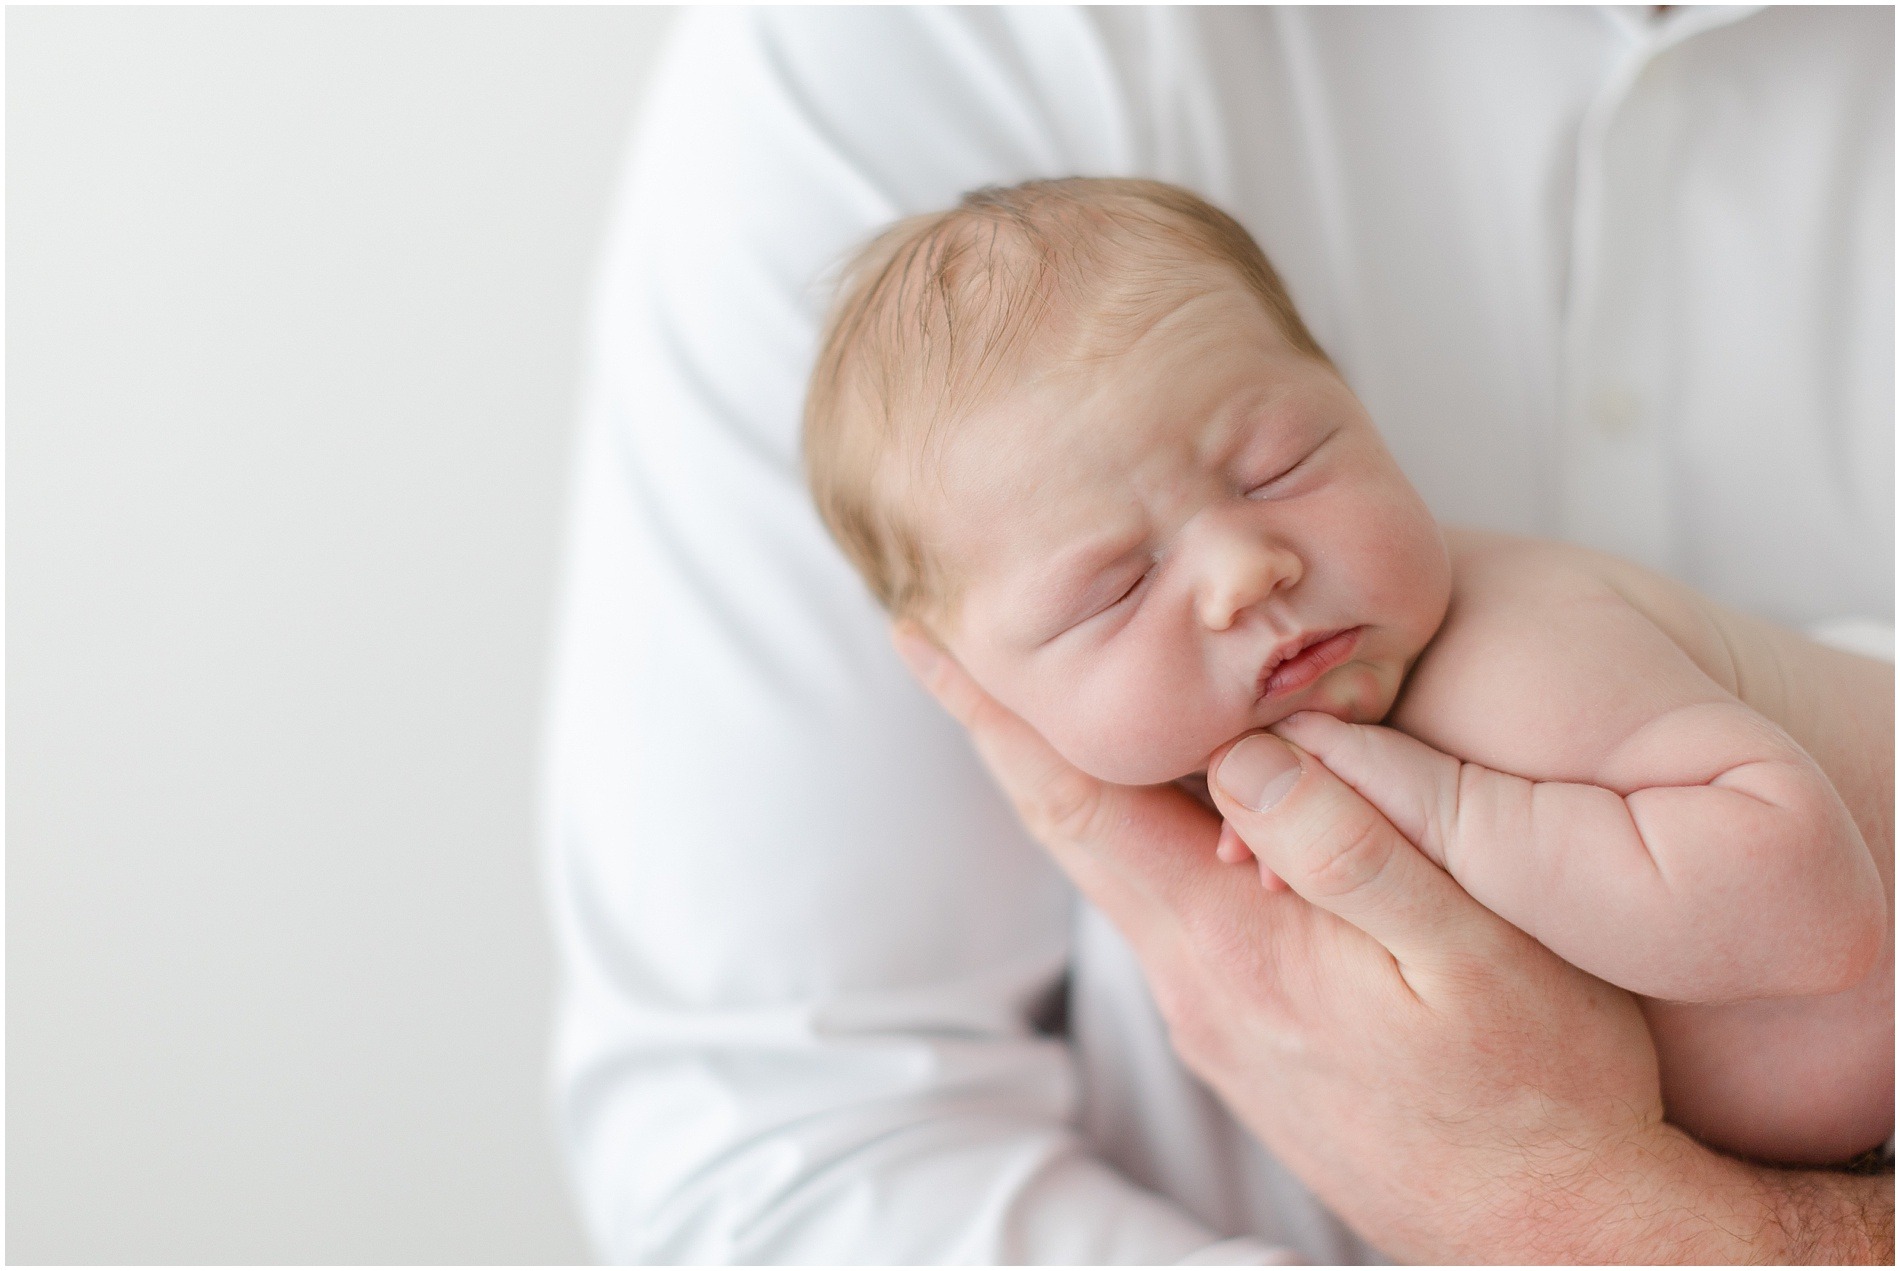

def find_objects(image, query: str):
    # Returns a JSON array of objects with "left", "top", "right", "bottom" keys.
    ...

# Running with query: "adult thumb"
[{"left": 1210, "top": 732, "right": 1495, "bottom": 974}]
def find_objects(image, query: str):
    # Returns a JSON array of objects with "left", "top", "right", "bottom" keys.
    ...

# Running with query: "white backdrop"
[{"left": 9, "top": 7, "right": 677, "bottom": 1262}]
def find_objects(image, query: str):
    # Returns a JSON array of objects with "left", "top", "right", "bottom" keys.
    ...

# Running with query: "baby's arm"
[{"left": 1276, "top": 536, "right": 1885, "bottom": 1005}]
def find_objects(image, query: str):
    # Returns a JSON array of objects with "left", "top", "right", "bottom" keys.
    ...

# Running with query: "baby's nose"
[{"left": 1196, "top": 527, "right": 1302, "bottom": 631}]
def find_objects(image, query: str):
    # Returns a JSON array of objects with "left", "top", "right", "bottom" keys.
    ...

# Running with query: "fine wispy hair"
[{"left": 803, "top": 176, "right": 1327, "bottom": 622}]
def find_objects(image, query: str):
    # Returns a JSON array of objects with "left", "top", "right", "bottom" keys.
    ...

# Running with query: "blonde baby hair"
[{"left": 803, "top": 176, "right": 1326, "bottom": 623}]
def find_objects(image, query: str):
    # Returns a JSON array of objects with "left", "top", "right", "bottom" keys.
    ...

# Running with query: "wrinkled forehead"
[
  {"left": 911, "top": 281, "right": 1291, "bottom": 597},
  {"left": 901, "top": 242, "right": 1243, "bottom": 459},
  {"left": 918, "top": 262, "right": 1262, "bottom": 470}
]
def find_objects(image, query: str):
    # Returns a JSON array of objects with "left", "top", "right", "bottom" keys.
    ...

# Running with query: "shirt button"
[{"left": 1591, "top": 386, "right": 1643, "bottom": 438}]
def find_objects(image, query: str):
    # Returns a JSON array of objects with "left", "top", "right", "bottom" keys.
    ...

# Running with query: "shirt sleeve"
[{"left": 539, "top": 8, "right": 1281, "bottom": 1262}]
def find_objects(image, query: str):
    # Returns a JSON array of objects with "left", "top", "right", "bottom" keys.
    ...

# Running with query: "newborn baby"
[{"left": 802, "top": 177, "right": 1892, "bottom": 1166}]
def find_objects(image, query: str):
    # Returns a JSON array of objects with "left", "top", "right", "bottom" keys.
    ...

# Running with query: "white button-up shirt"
[{"left": 542, "top": 7, "right": 1892, "bottom": 1262}]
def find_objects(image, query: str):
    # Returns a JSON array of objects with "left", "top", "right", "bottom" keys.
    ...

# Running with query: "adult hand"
[{"left": 892, "top": 624, "right": 1895, "bottom": 1264}]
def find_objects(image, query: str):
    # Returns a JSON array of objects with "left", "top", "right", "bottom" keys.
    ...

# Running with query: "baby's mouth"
[{"left": 1256, "top": 627, "right": 1361, "bottom": 702}]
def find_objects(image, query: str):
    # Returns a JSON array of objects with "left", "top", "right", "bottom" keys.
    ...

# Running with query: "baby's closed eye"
[{"left": 1237, "top": 421, "right": 1337, "bottom": 500}]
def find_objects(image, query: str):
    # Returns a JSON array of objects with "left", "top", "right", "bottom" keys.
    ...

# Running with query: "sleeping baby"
[{"left": 801, "top": 177, "right": 1892, "bottom": 1166}]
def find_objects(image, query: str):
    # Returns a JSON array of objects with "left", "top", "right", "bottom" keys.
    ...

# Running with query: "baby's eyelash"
[
  {"left": 1107, "top": 561, "right": 1157, "bottom": 610},
  {"left": 1245, "top": 457, "right": 1305, "bottom": 497},
  {"left": 1245, "top": 428, "right": 1337, "bottom": 497},
  {"left": 1245, "top": 445, "right": 1327, "bottom": 497}
]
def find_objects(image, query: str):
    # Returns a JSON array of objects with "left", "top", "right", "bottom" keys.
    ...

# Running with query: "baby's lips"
[{"left": 1257, "top": 627, "right": 1361, "bottom": 701}]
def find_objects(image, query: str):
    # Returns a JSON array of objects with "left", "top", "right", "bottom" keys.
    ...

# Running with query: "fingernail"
[{"left": 1218, "top": 734, "right": 1301, "bottom": 812}]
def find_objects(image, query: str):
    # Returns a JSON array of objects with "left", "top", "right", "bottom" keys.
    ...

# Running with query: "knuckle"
[
  {"left": 1432, "top": 920, "right": 1528, "bottom": 1006},
  {"left": 1434, "top": 945, "right": 1503, "bottom": 1001},
  {"left": 934, "top": 674, "right": 976, "bottom": 723},
  {"left": 1026, "top": 765, "right": 1108, "bottom": 845},
  {"left": 1464, "top": 907, "right": 1529, "bottom": 965},
  {"left": 1298, "top": 812, "right": 1395, "bottom": 899}
]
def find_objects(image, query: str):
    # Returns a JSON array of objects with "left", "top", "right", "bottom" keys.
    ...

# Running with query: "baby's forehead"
[
  {"left": 925, "top": 297, "right": 1323, "bottom": 584},
  {"left": 941, "top": 280, "right": 1277, "bottom": 459},
  {"left": 921, "top": 350, "right": 1233, "bottom": 560}
]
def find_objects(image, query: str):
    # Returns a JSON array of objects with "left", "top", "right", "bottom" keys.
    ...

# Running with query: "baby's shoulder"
[
  {"left": 1391, "top": 529, "right": 1737, "bottom": 781},
  {"left": 1437, "top": 528, "right": 1739, "bottom": 686}
]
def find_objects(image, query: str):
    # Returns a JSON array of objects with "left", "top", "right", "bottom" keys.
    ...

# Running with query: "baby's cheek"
[
  {"left": 1341, "top": 483, "right": 1451, "bottom": 638},
  {"left": 1040, "top": 657, "right": 1229, "bottom": 786}
]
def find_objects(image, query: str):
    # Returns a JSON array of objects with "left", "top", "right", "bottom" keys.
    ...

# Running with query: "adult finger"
[
  {"left": 890, "top": 622, "right": 1217, "bottom": 932},
  {"left": 892, "top": 621, "right": 1114, "bottom": 846},
  {"left": 1210, "top": 731, "right": 1506, "bottom": 977},
  {"left": 1273, "top": 711, "right": 1464, "bottom": 870}
]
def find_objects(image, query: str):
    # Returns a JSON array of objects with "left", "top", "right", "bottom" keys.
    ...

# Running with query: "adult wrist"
[
  {"left": 1477, "top": 1121, "right": 1733, "bottom": 1263},
  {"left": 1750, "top": 1157, "right": 1895, "bottom": 1264},
  {"left": 1540, "top": 1123, "right": 1895, "bottom": 1264},
  {"left": 1464, "top": 1120, "right": 1760, "bottom": 1263}
]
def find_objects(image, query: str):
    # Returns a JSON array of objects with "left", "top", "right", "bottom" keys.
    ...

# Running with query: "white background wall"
[{"left": 9, "top": 8, "right": 677, "bottom": 1262}]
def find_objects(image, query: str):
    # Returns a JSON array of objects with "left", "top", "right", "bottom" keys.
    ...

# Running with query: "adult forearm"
[
  {"left": 1555, "top": 1125, "right": 1895, "bottom": 1265},
  {"left": 1754, "top": 1160, "right": 1895, "bottom": 1264}
]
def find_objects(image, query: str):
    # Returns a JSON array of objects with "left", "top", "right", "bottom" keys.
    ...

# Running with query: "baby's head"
[{"left": 805, "top": 178, "right": 1451, "bottom": 785}]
